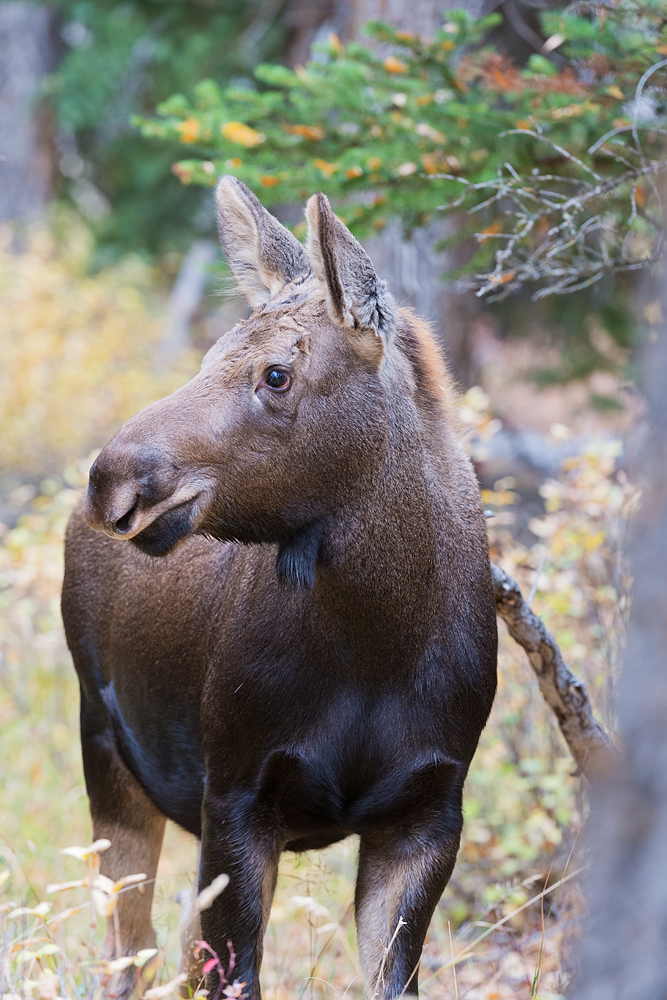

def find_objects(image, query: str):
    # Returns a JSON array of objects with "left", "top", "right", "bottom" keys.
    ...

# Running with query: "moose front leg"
[
  {"left": 355, "top": 823, "right": 462, "bottom": 1000},
  {"left": 198, "top": 796, "right": 280, "bottom": 1000}
]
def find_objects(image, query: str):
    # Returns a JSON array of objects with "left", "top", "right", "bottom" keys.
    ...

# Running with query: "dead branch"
[{"left": 491, "top": 562, "right": 617, "bottom": 782}]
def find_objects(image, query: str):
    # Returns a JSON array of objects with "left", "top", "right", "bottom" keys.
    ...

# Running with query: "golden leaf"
[
  {"left": 421, "top": 153, "right": 442, "bottom": 174},
  {"left": 478, "top": 223, "right": 502, "bottom": 242},
  {"left": 176, "top": 118, "right": 201, "bottom": 144},
  {"left": 221, "top": 121, "right": 265, "bottom": 147},
  {"left": 313, "top": 159, "right": 339, "bottom": 176},
  {"left": 384, "top": 56, "right": 408, "bottom": 74},
  {"left": 284, "top": 124, "right": 325, "bottom": 140}
]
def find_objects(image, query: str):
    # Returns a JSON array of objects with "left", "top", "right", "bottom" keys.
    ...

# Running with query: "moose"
[{"left": 62, "top": 177, "right": 498, "bottom": 1000}]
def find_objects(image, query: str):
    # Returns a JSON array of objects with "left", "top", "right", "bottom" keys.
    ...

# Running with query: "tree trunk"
[
  {"left": 0, "top": 2, "right": 58, "bottom": 222},
  {"left": 570, "top": 255, "right": 667, "bottom": 994},
  {"left": 156, "top": 240, "right": 217, "bottom": 370}
]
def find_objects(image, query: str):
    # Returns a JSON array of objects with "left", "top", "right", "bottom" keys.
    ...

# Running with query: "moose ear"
[
  {"left": 305, "top": 192, "right": 393, "bottom": 342},
  {"left": 215, "top": 175, "right": 310, "bottom": 306}
]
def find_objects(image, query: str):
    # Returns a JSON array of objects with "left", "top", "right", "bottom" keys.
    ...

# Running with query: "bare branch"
[{"left": 491, "top": 562, "right": 617, "bottom": 782}]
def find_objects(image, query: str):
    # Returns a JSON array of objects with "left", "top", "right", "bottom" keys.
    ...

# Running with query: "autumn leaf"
[
  {"left": 384, "top": 56, "right": 408, "bottom": 74},
  {"left": 221, "top": 122, "right": 265, "bottom": 147},
  {"left": 478, "top": 223, "right": 503, "bottom": 243},
  {"left": 606, "top": 85, "right": 624, "bottom": 100},
  {"left": 176, "top": 118, "right": 201, "bottom": 144},
  {"left": 259, "top": 175, "right": 279, "bottom": 187},
  {"left": 313, "top": 159, "right": 338, "bottom": 176},
  {"left": 171, "top": 163, "right": 193, "bottom": 185},
  {"left": 421, "top": 153, "right": 442, "bottom": 174},
  {"left": 284, "top": 124, "right": 325, "bottom": 140}
]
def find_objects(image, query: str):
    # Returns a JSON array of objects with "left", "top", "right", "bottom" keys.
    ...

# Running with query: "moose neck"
[{"left": 314, "top": 394, "right": 451, "bottom": 667}]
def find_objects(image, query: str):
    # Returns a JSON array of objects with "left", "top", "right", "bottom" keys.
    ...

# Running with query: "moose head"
[{"left": 85, "top": 177, "right": 443, "bottom": 587}]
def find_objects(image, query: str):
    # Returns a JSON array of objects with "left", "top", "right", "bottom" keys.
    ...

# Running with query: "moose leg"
[
  {"left": 198, "top": 796, "right": 280, "bottom": 1000},
  {"left": 81, "top": 703, "right": 166, "bottom": 1000},
  {"left": 355, "top": 820, "right": 462, "bottom": 1000}
]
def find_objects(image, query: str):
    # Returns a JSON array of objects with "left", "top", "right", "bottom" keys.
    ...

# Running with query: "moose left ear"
[{"left": 305, "top": 193, "right": 394, "bottom": 342}]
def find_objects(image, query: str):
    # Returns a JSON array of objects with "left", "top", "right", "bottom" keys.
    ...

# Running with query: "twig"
[{"left": 491, "top": 562, "right": 617, "bottom": 781}]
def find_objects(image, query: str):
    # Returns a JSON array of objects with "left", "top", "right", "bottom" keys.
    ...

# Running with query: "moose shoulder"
[{"left": 62, "top": 178, "right": 498, "bottom": 1000}]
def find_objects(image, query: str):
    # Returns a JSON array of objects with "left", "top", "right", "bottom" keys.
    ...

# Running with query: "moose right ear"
[
  {"left": 305, "top": 192, "right": 393, "bottom": 344},
  {"left": 215, "top": 176, "right": 310, "bottom": 307}
]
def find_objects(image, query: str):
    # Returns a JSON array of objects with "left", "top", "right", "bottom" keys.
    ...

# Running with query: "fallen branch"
[{"left": 491, "top": 562, "right": 617, "bottom": 782}]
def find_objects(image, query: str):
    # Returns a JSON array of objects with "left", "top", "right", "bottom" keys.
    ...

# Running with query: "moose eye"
[{"left": 264, "top": 369, "right": 291, "bottom": 392}]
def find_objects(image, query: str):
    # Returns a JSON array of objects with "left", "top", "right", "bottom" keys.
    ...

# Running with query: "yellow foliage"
[
  {"left": 0, "top": 223, "right": 198, "bottom": 475},
  {"left": 221, "top": 121, "right": 265, "bottom": 147},
  {"left": 383, "top": 56, "right": 408, "bottom": 74},
  {"left": 175, "top": 117, "right": 201, "bottom": 143},
  {"left": 312, "top": 158, "right": 339, "bottom": 176},
  {"left": 283, "top": 124, "right": 325, "bottom": 140}
]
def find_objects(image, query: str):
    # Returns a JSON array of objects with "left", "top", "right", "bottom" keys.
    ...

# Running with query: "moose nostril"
[{"left": 113, "top": 499, "right": 140, "bottom": 535}]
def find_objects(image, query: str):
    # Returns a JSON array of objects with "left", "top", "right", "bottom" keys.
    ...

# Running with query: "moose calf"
[{"left": 62, "top": 178, "right": 498, "bottom": 1000}]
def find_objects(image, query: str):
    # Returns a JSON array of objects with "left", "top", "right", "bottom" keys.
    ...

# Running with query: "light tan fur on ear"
[
  {"left": 305, "top": 193, "right": 394, "bottom": 347},
  {"left": 216, "top": 176, "right": 309, "bottom": 307}
]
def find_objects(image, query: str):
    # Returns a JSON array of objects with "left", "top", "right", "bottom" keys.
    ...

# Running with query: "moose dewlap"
[{"left": 62, "top": 177, "right": 498, "bottom": 1000}]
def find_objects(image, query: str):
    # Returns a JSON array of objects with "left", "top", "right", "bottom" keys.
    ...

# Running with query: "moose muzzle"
[{"left": 85, "top": 440, "right": 203, "bottom": 550}]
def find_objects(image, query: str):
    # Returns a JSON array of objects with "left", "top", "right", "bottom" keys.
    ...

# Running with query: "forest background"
[{"left": 1, "top": 0, "right": 664, "bottom": 997}]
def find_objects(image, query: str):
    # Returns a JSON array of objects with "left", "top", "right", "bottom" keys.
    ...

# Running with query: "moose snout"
[{"left": 85, "top": 443, "right": 185, "bottom": 540}]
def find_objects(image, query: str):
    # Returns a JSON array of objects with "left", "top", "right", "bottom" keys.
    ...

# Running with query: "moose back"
[{"left": 62, "top": 178, "right": 498, "bottom": 1000}]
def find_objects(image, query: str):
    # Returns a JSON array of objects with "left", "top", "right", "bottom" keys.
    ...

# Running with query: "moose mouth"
[{"left": 129, "top": 496, "right": 201, "bottom": 557}]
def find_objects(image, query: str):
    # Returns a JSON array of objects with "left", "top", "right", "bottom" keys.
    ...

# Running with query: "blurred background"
[{"left": 0, "top": 0, "right": 655, "bottom": 996}]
